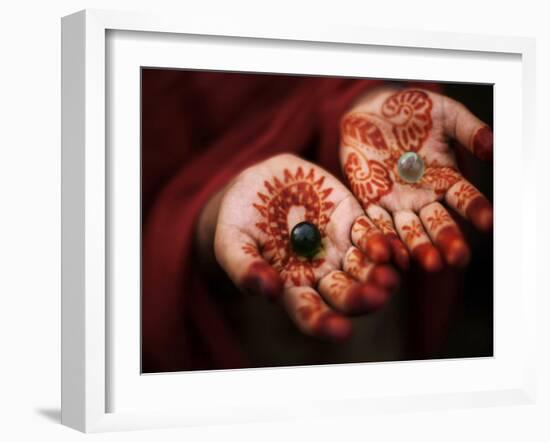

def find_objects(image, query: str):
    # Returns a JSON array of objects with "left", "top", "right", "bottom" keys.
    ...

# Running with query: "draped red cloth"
[{"left": 141, "top": 70, "right": 447, "bottom": 372}]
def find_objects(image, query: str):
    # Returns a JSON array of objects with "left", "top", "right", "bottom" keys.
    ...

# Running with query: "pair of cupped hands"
[{"left": 200, "top": 86, "right": 493, "bottom": 342}]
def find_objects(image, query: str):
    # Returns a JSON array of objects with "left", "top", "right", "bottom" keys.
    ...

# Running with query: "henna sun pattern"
[
  {"left": 248, "top": 166, "right": 335, "bottom": 287},
  {"left": 241, "top": 243, "right": 261, "bottom": 258}
]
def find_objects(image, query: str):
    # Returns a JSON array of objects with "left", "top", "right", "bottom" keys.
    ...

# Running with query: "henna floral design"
[
  {"left": 337, "top": 87, "right": 492, "bottom": 271},
  {"left": 352, "top": 217, "right": 378, "bottom": 238},
  {"left": 253, "top": 167, "right": 334, "bottom": 287},
  {"left": 421, "top": 165, "right": 462, "bottom": 195},
  {"left": 401, "top": 220, "right": 423, "bottom": 248},
  {"left": 381, "top": 89, "right": 433, "bottom": 152},
  {"left": 241, "top": 243, "right": 260, "bottom": 258},
  {"left": 344, "top": 152, "right": 392, "bottom": 206},
  {"left": 372, "top": 215, "right": 395, "bottom": 235},
  {"left": 344, "top": 248, "right": 365, "bottom": 277},
  {"left": 340, "top": 88, "right": 476, "bottom": 215},
  {"left": 426, "top": 208, "right": 451, "bottom": 231},
  {"left": 350, "top": 216, "right": 389, "bottom": 261},
  {"left": 296, "top": 292, "right": 322, "bottom": 321},
  {"left": 341, "top": 113, "right": 390, "bottom": 152},
  {"left": 454, "top": 182, "right": 478, "bottom": 210},
  {"left": 339, "top": 89, "right": 452, "bottom": 208},
  {"left": 328, "top": 272, "right": 355, "bottom": 303}
]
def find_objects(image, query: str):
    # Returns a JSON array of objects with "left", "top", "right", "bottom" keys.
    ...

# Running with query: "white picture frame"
[{"left": 61, "top": 9, "right": 537, "bottom": 433}]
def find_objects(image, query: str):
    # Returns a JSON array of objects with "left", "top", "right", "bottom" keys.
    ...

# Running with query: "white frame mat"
[{"left": 61, "top": 9, "right": 537, "bottom": 433}]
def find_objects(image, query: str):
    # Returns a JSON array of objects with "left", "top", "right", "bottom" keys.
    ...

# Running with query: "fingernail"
[
  {"left": 366, "top": 233, "right": 391, "bottom": 263},
  {"left": 466, "top": 197, "right": 493, "bottom": 232},
  {"left": 362, "top": 284, "right": 390, "bottom": 311},
  {"left": 412, "top": 243, "right": 443, "bottom": 272},
  {"left": 436, "top": 226, "right": 471, "bottom": 268},
  {"left": 447, "top": 239, "right": 471, "bottom": 268},
  {"left": 371, "top": 265, "right": 399, "bottom": 290}
]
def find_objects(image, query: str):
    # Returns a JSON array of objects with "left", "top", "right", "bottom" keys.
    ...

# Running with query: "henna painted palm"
[
  {"left": 215, "top": 154, "right": 399, "bottom": 341},
  {"left": 340, "top": 87, "right": 493, "bottom": 272}
]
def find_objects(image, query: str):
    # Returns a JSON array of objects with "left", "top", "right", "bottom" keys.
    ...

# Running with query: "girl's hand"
[
  {"left": 340, "top": 86, "right": 493, "bottom": 272},
  {"left": 212, "top": 154, "right": 399, "bottom": 341}
]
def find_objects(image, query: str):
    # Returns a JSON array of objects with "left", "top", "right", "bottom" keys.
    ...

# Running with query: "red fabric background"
[{"left": 141, "top": 71, "right": 448, "bottom": 372}]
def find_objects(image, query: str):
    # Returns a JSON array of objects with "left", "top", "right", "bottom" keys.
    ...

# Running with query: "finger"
[
  {"left": 445, "top": 179, "right": 493, "bottom": 232},
  {"left": 443, "top": 96, "right": 493, "bottom": 161},
  {"left": 350, "top": 215, "right": 391, "bottom": 263},
  {"left": 419, "top": 202, "right": 470, "bottom": 267},
  {"left": 214, "top": 225, "right": 283, "bottom": 300},
  {"left": 318, "top": 270, "right": 390, "bottom": 315},
  {"left": 394, "top": 211, "right": 443, "bottom": 272},
  {"left": 282, "top": 286, "right": 352, "bottom": 341},
  {"left": 343, "top": 246, "right": 399, "bottom": 291},
  {"left": 365, "top": 204, "right": 410, "bottom": 270}
]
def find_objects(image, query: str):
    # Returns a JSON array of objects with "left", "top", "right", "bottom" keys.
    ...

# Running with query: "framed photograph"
[{"left": 61, "top": 9, "right": 537, "bottom": 433}]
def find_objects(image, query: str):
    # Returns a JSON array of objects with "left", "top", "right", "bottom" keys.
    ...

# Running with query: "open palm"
[
  {"left": 215, "top": 154, "right": 398, "bottom": 341},
  {"left": 340, "top": 87, "right": 493, "bottom": 271}
]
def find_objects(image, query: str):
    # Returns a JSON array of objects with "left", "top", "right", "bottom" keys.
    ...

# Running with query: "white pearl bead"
[{"left": 397, "top": 152, "right": 424, "bottom": 183}]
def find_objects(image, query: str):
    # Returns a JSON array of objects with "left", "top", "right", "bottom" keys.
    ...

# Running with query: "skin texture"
[
  {"left": 340, "top": 86, "right": 493, "bottom": 271},
  {"left": 212, "top": 154, "right": 399, "bottom": 341}
]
